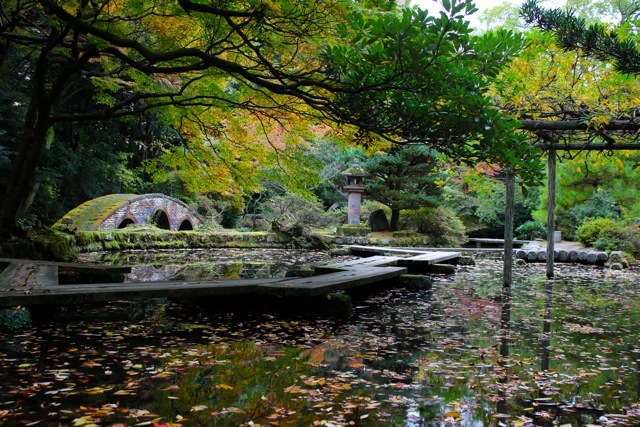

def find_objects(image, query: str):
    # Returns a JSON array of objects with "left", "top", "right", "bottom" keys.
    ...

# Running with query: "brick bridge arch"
[{"left": 54, "top": 194, "right": 202, "bottom": 231}]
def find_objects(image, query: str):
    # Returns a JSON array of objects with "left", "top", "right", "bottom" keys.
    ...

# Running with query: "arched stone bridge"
[{"left": 54, "top": 194, "right": 202, "bottom": 231}]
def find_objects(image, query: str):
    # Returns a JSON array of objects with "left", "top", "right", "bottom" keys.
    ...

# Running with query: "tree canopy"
[
  {"left": 521, "top": 0, "right": 640, "bottom": 76},
  {"left": 0, "top": 0, "right": 543, "bottom": 233}
]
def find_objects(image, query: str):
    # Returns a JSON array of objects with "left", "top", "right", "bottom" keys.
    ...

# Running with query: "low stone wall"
[{"left": 515, "top": 248, "right": 622, "bottom": 265}]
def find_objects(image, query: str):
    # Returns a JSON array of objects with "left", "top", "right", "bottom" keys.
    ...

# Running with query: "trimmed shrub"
[
  {"left": 401, "top": 206, "right": 467, "bottom": 247},
  {"left": 262, "top": 193, "right": 334, "bottom": 231},
  {"left": 515, "top": 220, "right": 547, "bottom": 240},
  {"left": 569, "top": 190, "right": 620, "bottom": 223},
  {"left": 575, "top": 217, "right": 640, "bottom": 255},
  {"left": 559, "top": 190, "right": 621, "bottom": 240}
]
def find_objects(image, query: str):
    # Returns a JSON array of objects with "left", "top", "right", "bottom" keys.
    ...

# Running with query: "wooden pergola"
[{"left": 504, "top": 119, "right": 640, "bottom": 283}]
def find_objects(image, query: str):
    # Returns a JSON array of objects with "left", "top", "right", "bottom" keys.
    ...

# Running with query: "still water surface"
[{"left": 1, "top": 249, "right": 639, "bottom": 426}]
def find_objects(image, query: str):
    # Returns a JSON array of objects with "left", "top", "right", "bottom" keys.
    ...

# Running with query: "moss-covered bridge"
[{"left": 54, "top": 194, "right": 202, "bottom": 232}]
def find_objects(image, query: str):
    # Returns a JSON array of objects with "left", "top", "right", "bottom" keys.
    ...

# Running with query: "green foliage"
[
  {"left": 360, "top": 200, "right": 392, "bottom": 222},
  {"left": 323, "top": 4, "right": 543, "bottom": 184},
  {"left": 533, "top": 152, "right": 640, "bottom": 240},
  {"left": 220, "top": 206, "right": 242, "bottom": 229},
  {"left": 261, "top": 193, "right": 334, "bottom": 231},
  {"left": 568, "top": 189, "right": 620, "bottom": 223},
  {"left": 521, "top": 0, "right": 640, "bottom": 75},
  {"left": 400, "top": 206, "right": 468, "bottom": 247},
  {"left": 552, "top": 190, "right": 622, "bottom": 241},
  {"left": 515, "top": 220, "right": 547, "bottom": 240},
  {"left": 311, "top": 140, "right": 365, "bottom": 209},
  {"left": 1, "top": 0, "right": 545, "bottom": 234},
  {"left": 364, "top": 144, "right": 443, "bottom": 230},
  {"left": 461, "top": 175, "right": 540, "bottom": 238},
  {"left": 575, "top": 217, "right": 640, "bottom": 254}
]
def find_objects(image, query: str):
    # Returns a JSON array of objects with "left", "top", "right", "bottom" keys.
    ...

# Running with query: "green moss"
[
  {"left": 336, "top": 225, "right": 371, "bottom": 237},
  {"left": 0, "top": 230, "right": 77, "bottom": 261},
  {"left": 400, "top": 274, "right": 433, "bottom": 290},
  {"left": 0, "top": 308, "right": 32, "bottom": 330},
  {"left": 54, "top": 194, "right": 137, "bottom": 231},
  {"left": 392, "top": 230, "right": 417, "bottom": 238}
]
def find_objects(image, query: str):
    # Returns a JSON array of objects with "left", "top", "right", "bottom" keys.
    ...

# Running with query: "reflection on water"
[
  {"left": 1, "top": 251, "right": 640, "bottom": 426},
  {"left": 83, "top": 248, "right": 339, "bottom": 281}
]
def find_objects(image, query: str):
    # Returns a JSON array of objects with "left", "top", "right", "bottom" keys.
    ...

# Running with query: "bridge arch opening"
[
  {"left": 152, "top": 209, "right": 171, "bottom": 230},
  {"left": 118, "top": 218, "right": 136, "bottom": 229},
  {"left": 178, "top": 220, "right": 194, "bottom": 231}
]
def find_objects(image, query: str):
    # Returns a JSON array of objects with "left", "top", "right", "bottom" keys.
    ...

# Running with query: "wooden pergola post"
[
  {"left": 503, "top": 169, "right": 516, "bottom": 289},
  {"left": 546, "top": 149, "right": 556, "bottom": 278}
]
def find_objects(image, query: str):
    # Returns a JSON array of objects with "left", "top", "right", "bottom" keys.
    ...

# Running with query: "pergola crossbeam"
[{"left": 509, "top": 118, "right": 640, "bottom": 278}]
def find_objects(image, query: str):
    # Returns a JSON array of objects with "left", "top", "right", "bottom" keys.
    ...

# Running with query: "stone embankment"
[{"left": 516, "top": 241, "right": 621, "bottom": 265}]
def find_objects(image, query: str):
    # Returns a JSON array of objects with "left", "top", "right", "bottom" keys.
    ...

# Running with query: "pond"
[{"left": 1, "top": 250, "right": 639, "bottom": 427}]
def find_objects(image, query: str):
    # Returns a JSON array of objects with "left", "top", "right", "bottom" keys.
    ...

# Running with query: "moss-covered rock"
[
  {"left": 400, "top": 274, "right": 433, "bottom": 290},
  {"left": 458, "top": 256, "right": 476, "bottom": 266},
  {"left": 0, "top": 230, "right": 77, "bottom": 261},
  {"left": 336, "top": 225, "right": 371, "bottom": 237},
  {"left": 0, "top": 307, "right": 32, "bottom": 330}
]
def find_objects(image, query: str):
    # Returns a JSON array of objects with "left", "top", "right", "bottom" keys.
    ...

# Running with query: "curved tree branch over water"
[{"left": 0, "top": 0, "right": 542, "bottom": 234}]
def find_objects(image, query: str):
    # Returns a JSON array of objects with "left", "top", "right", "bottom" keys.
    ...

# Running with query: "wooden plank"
[
  {"left": 349, "top": 245, "right": 431, "bottom": 256},
  {"left": 401, "top": 251, "right": 459, "bottom": 265},
  {"left": 0, "top": 278, "right": 290, "bottom": 306},
  {"left": 0, "top": 265, "right": 408, "bottom": 305},
  {"left": 259, "top": 267, "right": 407, "bottom": 297},
  {"left": 0, "top": 254, "right": 410, "bottom": 306},
  {"left": 0, "top": 258, "right": 131, "bottom": 274},
  {"left": 0, "top": 263, "right": 59, "bottom": 289},
  {"left": 467, "top": 238, "right": 528, "bottom": 247},
  {"left": 316, "top": 256, "right": 400, "bottom": 272}
]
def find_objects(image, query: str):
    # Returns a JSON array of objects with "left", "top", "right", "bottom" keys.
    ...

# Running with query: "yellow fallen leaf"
[
  {"left": 216, "top": 384, "right": 234, "bottom": 390},
  {"left": 443, "top": 410, "right": 461, "bottom": 419}
]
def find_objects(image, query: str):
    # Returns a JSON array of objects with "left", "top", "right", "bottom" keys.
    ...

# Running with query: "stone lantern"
[{"left": 342, "top": 159, "right": 367, "bottom": 225}]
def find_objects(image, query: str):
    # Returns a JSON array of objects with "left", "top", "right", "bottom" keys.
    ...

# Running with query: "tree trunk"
[
  {"left": 389, "top": 209, "right": 400, "bottom": 231},
  {"left": 0, "top": 106, "right": 53, "bottom": 233},
  {"left": 503, "top": 170, "right": 515, "bottom": 289},
  {"left": 0, "top": 35, "right": 61, "bottom": 234},
  {"left": 546, "top": 149, "right": 557, "bottom": 278}
]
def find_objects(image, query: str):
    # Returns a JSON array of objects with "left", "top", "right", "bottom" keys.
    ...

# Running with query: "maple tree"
[{"left": 0, "top": 0, "right": 541, "bottom": 235}]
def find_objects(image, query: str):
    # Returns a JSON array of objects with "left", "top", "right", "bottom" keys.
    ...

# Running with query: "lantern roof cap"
[{"left": 341, "top": 159, "right": 367, "bottom": 177}]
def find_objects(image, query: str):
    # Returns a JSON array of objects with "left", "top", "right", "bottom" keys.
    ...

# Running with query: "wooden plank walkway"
[
  {"left": 0, "top": 258, "right": 132, "bottom": 276},
  {"left": 0, "top": 258, "right": 407, "bottom": 307},
  {"left": 0, "top": 245, "right": 463, "bottom": 307},
  {"left": 348, "top": 245, "right": 460, "bottom": 264},
  {"left": 315, "top": 255, "right": 401, "bottom": 273},
  {"left": 0, "top": 263, "right": 59, "bottom": 288},
  {"left": 467, "top": 238, "right": 528, "bottom": 247}
]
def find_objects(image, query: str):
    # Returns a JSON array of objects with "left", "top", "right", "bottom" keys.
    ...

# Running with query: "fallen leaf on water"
[{"left": 443, "top": 410, "right": 461, "bottom": 419}]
